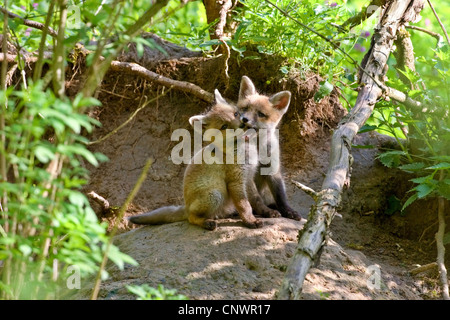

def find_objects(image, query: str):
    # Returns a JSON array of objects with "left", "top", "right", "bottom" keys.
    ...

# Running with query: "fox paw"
[
  {"left": 203, "top": 219, "right": 218, "bottom": 230},
  {"left": 244, "top": 219, "right": 263, "bottom": 229},
  {"left": 281, "top": 207, "right": 302, "bottom": 221},
  {"left": 261, "top": 208, "right": 281, "bottom": 218}
]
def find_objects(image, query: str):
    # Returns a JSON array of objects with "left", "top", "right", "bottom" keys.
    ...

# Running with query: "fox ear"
[
  {"left": 189, "top": 115, "right": 208, "bottom": 127},
  {"left": 239, "top": 76, "right": 256, "bottom": 100},
  {"left": 214, "top": 89, "right": 227, "bottom": 105},
  {"left": 269, "top": 91, "right": 291, "bottom": 113}
]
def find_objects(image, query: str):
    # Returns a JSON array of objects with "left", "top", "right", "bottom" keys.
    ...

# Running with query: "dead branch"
[
  {"left": 278, "top": 0, "right": 426, "bottom": 300},
  {"left": 87, "top": 191, "right": 110, "bottom": 211},
  {"left": 109, "top": 60, "right": 214, "bottom": 103},
  {"left": 409, "top": 262, "right": 438, "bottom": 276},
  {"left": 292, "top": 180, "right": 319, "bottom": 202},
  {"left": 0, "top": 6, "right": 58, "bottom": 38}
]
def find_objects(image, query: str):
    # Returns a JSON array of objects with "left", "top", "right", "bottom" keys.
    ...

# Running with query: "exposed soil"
[{"left": 78, "top": 39, "right": 447, "bottom": 300}]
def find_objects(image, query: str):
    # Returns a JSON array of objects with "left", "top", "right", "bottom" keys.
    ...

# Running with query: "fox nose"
[{"left": 242, "top": 117, "right": 249, "bottom": 123}]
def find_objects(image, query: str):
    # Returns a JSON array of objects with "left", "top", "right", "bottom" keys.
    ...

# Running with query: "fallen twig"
[
  {"left": 409, "top": 262, "right": 438, "bottom": 276},
  {"left": 87, "top": 191, "right": 110, "bottom": 212}
]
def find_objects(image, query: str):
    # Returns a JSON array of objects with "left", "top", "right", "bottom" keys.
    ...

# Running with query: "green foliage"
[
  {"left": 376, "top": 44, "right": 450, "bottom": 213},
  {"left": 127, "top": 284, "right": 188, "bottom": 300},
  {"left": 0, "top": 81, "right": 140, "bottom": 299}
]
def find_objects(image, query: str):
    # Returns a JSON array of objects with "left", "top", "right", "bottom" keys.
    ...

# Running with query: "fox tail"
[{"left": 128, "top": 205, "right": 187, "bottom": 225}]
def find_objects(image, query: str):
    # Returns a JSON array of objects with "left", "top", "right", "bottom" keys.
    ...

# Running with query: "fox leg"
[
  {"left": 188, "top": 213, "right": 217, "bottom": 231},
  {"left": 265, "top": 172, "right": 302, "bottom": 221},
  {"left": 247, "top": 180, "right": 281, "bottom": 218},
  {"left": 186, "top": 192, "right": 222, "bottom": 230},
  {"left": 228, "top": 182, "right": 263, "bottom": 228}
]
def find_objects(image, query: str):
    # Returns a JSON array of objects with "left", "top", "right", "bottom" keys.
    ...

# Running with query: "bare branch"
[
  {"left": 426, "top": 0, "right": 450, "bottom": 45},
  {"left": 406, "top": 25, "right": 442, "bottom": 42},
  {"left": 0, "top": 6, "right": 58, "bottom": 38},
  {"left": 291, "top": 180, "right": 319, "bottom": 202},
  {"left": 109, "top": 60, "right": 214, "bottom": 103}
]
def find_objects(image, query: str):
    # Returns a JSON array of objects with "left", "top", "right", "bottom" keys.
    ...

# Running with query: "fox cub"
[
  {"left": 237, "top": 76, "right": 302, "bottom": 221},
  {"left": 129, "top": 89, "right": 268, "bottom": 230}
]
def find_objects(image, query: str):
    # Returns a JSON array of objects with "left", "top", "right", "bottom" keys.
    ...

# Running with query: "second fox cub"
[
  {"left": 129, "top": 89, "right": 266, "bottom": 230},
  {"left": 237, "top": 76, "right": 302, "bottom": 220}
]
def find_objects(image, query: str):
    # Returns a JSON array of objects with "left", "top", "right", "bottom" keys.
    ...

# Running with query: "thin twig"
[
  {"left": 0, "top": 6, "right": 58, "bottom": 38},
  {"left": 426, "top": 0, "right": 450, "bottom": 45},
  {"left": 405, "top": 25, "right": 442, "bottom": 42},
  {"left": 292, "top": 180, "right": 319, "bottom": 202},
  {"left": 88, "top": 87, "right": 172, "bottom": 145}
]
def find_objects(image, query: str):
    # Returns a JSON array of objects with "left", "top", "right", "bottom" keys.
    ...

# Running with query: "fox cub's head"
[
  {"left": 189, "top": 89, "right": 241, "bottom": 132},
  {"left": 237, "top": 76, "right": 291, "bottom": 130}
]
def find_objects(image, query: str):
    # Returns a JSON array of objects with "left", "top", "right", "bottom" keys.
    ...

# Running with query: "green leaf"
[
  {"left": 436, "top": 183, "right": 450, "bottom": 201},
  {"left": 68, "top": 191, "right": 88, "bottom": 207},
  {"left": 358, "top": 124, "right": 377, "bottom": 133},
  {"left": 314, "top": 81, "right": 333, "bottom": 102},
  {"left": 426, "top": 162, "right": 450, "bottom": 170},
  {"left": 34, "top": 145, "right": 55, "bottom": 164},
  {"left": 57, "top": 144, "right": 99, "bottom": 166},
  {"left": 399, "top": 162, "right": 426, "bottom": 171},
  {"left": 377, "top": 150, "right": 405, "bottom": 168},
  {"left": 199, "top": 39, "right": 221, "bottom": 47},
  {"left": 107, "top": 245, "right": 138, "bottom": 270},
  {"left": 410, "top": 175, "right": 432, "bottom": 184},
  {"left": 415, "top": 184, "right": 434, "bottom": 199},
  {"left": 19, "top": 244, "right": 32, "bottom": 256},
  {"left": 402, "top": 193, "right": 418, "bottom": 211}
]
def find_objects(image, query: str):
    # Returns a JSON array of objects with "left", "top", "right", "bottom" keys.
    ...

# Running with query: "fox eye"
[
  {"left": 220, "top": 124, "right": 228, "bottom": 130},
  {"left": 257, "top": 111, "right": 267, "bottom": 118},
  {"left": 234, "top": 112, "right": 239, "bottom": 117}
]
